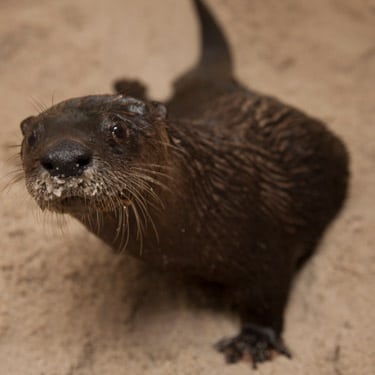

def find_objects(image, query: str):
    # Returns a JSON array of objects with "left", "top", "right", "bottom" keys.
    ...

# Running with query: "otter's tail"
[
  {"left": 168, "top": 0, "right": 234, "bottom": 115},
  {"left": 192, "top": 0, "right": 232, "bottom": 79}
]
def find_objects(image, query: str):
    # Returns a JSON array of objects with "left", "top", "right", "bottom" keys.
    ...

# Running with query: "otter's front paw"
[{"left": 215, "top": 323, "right": 291, "bottom": 368}]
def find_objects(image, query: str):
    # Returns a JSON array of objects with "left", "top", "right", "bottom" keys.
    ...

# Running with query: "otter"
[{"left": 19, "top": 0, "right": 349, "bottom": 368}]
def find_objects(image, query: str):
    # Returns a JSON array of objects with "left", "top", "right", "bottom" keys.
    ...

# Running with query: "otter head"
[{"left": 20, "top": 94, "right": 169, "bottom": 215}]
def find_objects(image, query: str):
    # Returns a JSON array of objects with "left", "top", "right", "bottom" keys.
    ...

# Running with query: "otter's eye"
[
  {"left": 110, "top": 124, "right": 125, "bottom": 140},
  {"left": 27, "top": 130, "right": 37, "bottom": 147}
]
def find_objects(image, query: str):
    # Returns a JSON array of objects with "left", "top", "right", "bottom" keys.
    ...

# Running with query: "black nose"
[{"left": 41, "top": 140, "right": 92, "bottom": 177}]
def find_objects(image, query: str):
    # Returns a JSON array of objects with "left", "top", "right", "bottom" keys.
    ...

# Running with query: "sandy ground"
[{"left": 0, "top": 0, "right": 374, "bottom": 374}]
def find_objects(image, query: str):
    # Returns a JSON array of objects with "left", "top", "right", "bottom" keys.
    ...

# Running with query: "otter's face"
[{"left": 20, "top": 95, "right": 168, "bottom": 214}]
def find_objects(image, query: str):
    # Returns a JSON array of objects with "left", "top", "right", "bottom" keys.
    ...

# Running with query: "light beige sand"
[{"left": 0, "top": 0, "right": 374, "bottom": 374}]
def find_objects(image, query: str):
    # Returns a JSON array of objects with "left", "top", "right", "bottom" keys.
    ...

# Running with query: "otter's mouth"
[
  {"left": 59, "top": 196, "right": 86, "bottom": 207},
  {"left": 45, "top": 195, "right": 133, "bottom": 215},
  {"left": 40, "top": 195, "right": 89, "bottom": 214},
  {"left": 27, "top": 170, "right": 104, "bottom": 213},
  {"left": 28, "top": 170, "right": 133, "bottom": 214}
]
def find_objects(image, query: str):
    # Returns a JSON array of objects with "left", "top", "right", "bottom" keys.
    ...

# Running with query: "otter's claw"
[{"left": 215, "top": 323, "right": 291, "bottom": 368}]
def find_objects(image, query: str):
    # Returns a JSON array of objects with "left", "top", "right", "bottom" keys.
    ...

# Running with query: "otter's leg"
[
  {"left": 216, "top": 282, "right": 292, "bottom": 368},
  {"left": 113, "top": 79, "right": 148, "bottom": 100}
]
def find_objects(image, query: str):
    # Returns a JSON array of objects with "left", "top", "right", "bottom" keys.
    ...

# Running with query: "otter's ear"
[
  {"left": 113, "top": 79, "right": 147, "bottom": 101},
  {"left": 20, "top": 116, "right": 35, "bottom": 135},
  {"left": 150, "top": 101, "right": 167, "bottom": 120}
]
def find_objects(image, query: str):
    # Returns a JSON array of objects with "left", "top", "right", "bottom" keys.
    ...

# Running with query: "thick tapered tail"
[
  {"left": 192, "top": 0, "right": 232, "bottom": 78},
  {"left": 168, "top": 0, "right": 235, "bottom": 115}
]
